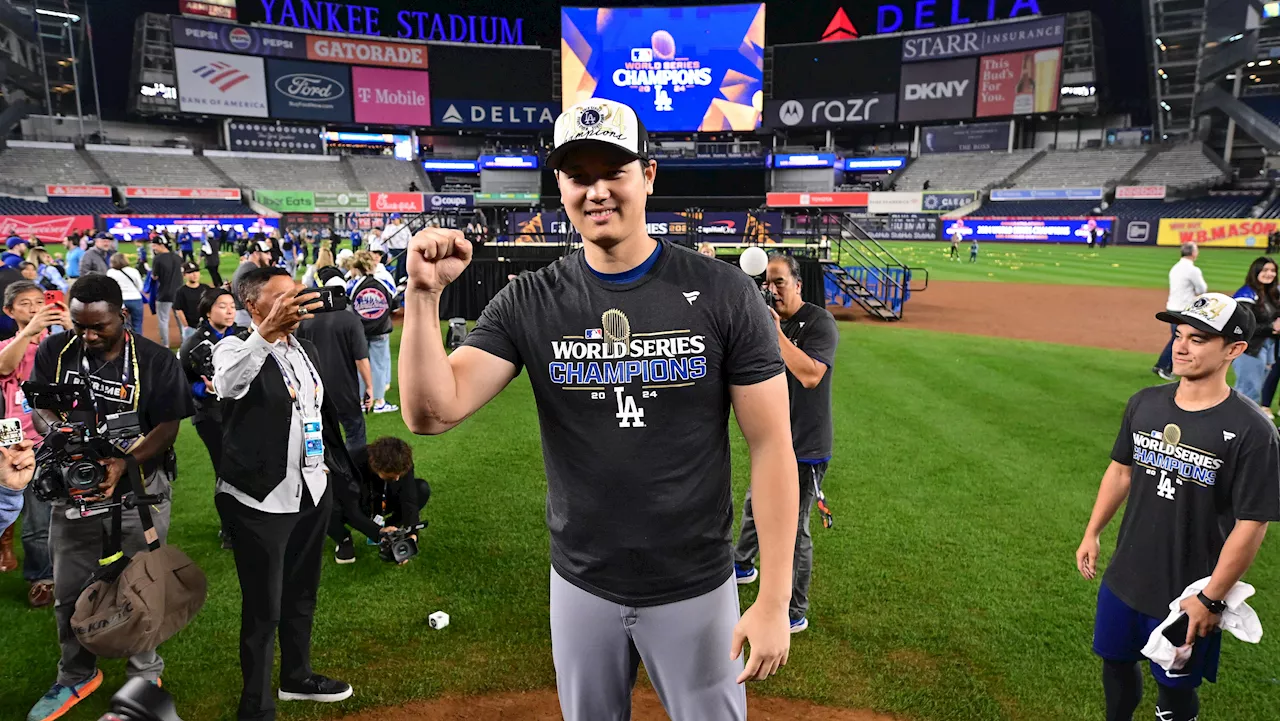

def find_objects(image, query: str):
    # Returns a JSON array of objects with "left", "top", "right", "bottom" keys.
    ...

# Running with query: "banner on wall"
[
  {"left": 305, "top": 34, "right": 428, "bottom": 70},
  {"left": 171, "top": 17, "right": 304, "bottom": 57},
  {"left": 506, "top": 210, "right": 783, "bottom": 243},
  {"left": 990, "top": 188, "right": 1104, "bottom": 201},
  {"left": 867, "top": 192, "right": 923, "bottom": 214},
  {"left": 352, "top": 66, "right": 431, "bottom": 125},
  {"left": 850, "top": 214, "right": 940, "bottom": 241},
  {"left": 898, "top": 58, "right": 977, "bottom": 122},
  {"left": 1118, "top": 218, "right": 1155, "bottom": 244},
  {"left": 265, "top": 59, "right": 353, "bottom": 122},
  {"left": 256, "top": 190, "right": 372, "bottom": 212},
  {"left": 174, "top": 48, "right": 269, "bottom": 117},
  {"left": 227, "top": 121, "right": 325, "bottom": 154},
  {"left": 281, "top": 213, "right": 334, "bottom": 235},
  {"left": 101, "top": 215, "right": 278, "bottom": 241},
  {"left": 0, "top": 215, "right": 94, "bottom": 243},
  {"left": 1116, "top": 185, "right": 1167, "bottom": 199},
  {"left": 902, "top": 15, "right": 1066, "bottom": 63},
  {"left": 976, "top": 47, "right": 1062, "bottom": 117},
  {"left": 942, "top": 216, "right": 1114, "bottom": 243},
  {"left": 46, "top": 184, "right": 111, "bottom": 197},
  {"left": 766, "top": 192, "right": 869, "bottom": 208},
  {"left": 921, "top": 121, "right": 1010, "bottom": 153},
  {"left": 125, "top": 187, "right": 241, "bottom": 200},
  {"left": 1157, "top": 218, "right": 1280, "bottom": 248},
  {"left": 921, "top": 190, "right": 978, "bottom": 212}
]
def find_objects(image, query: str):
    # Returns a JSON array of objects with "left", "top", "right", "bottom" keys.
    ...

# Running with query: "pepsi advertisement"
[
  {"left": 941, "top": 217, "right": 1114, "bottom": 244},
  {"left": 266, "top": 59, "right": 353, "bottom": 122},
  {"left": 171, "top": 17, "right": 307, "bottom": 58},
  {"left": 560, "top": 4, "right": 766, "bottom": 132}
]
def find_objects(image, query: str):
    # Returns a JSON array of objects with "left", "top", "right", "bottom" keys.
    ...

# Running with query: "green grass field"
[{"left": 1, "top": 242, "right": 1277, "bottom": 720}]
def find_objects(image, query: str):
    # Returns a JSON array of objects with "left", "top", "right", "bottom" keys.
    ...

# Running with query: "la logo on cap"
[{"left": 578, "top": 107, "right": 602, "bottom": 128}]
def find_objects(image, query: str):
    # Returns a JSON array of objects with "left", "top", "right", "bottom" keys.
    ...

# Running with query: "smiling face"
[
  {"left": 555, "top": 144, "right": 655, "bottom": 249},
  {"left": 1171, "top": 324, "right": 1245, "bottom": 381},
  {"left": 1260, "top": 262, "right": 1277, "bottom": 285}
]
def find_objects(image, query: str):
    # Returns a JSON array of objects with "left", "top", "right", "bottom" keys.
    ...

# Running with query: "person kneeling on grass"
[
  {"left": 1076, "top": 292, "right": 1279, "bottom": 721},
  {"left": 330, "top": 436, "right": 429, "bottom": 565}
]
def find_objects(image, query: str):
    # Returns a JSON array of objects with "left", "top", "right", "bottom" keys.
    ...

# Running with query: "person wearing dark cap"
[
  {"left": 1076, "top": 292, "right": 1280, "bottom": 721},
  {"left": 173, "top": 262, "right": 213, "bottom": 343},
  {"left": 3, "top": 236, "right": 29, "bottom": 269},
  {"left": 151, "top": 238, "right": 184, "bottom": 348},
  {"left": 399, "top": 98, "right": 797, "bottom": 720}
]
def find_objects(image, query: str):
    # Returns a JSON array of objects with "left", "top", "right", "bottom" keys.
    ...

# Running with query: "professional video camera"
[
  {"left": 379, "top": 521, "right": 428, "bottom": 564},
  {"left": 22, "top": 382, "right": 155, "bottom": 514},
  {"left": 761, "top": 288, "right": 778, "bottom": 309},
  {"left": 98, "top": 677, "right": 182, "bottom": 721}
]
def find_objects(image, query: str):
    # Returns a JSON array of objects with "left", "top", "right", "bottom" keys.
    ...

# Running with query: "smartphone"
[
  {"left": 298, "top": 287, "right": 348, "bottom": 314},
  {"left": 43, "top": 290, "right": 64, "bottom": 307},
  {"left": 1162, "top": 613, "right": 1191, "bottom": 645}
]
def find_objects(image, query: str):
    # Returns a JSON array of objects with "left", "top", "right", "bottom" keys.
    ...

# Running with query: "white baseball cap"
[
  {"left": 547, "top": 99, "right": 650, "bottom": 170},
  {"left": 1156, "top": 292, "right": 1255, "bottom": 344}
]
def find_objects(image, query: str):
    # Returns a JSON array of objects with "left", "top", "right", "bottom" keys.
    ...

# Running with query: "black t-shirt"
[
  {"left": 152, "top": 252, "right": 184, "bottom": 303},
  {"left": 1105, "top": 384, "right": 1280, "bottom": 618},
  {"left": 464, "top": 240, "right": 784, "bottom": 606},
  {"left": 173, "top": 284, "right": 211, "bottom": 328},
  {"left": 349, "top": 275, "right": 394, "bottom": 338},
  {"left": 295, "top": 309, "right": 369, "bottom": 418},
  {"left": 782, "top": 302, "right": 839, "bottom": 461},
  {"left": 31, "top": 331, "right": 194, "bottom": 465}
]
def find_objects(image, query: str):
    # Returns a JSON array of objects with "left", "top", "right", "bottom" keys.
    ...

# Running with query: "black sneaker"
[
  {"left": 278, "top": 674, "right": 353, "bottom": 702},
  {"left": 334, "top": 539, "right": 355, "bottom": 565},
  {"left": 219, "top": 531, "right": 233, "bottom": 550}
]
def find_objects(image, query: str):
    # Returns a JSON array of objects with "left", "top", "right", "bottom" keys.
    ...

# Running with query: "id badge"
[{"left": 303, "top": 417, "right": 324, "bottom": 467}]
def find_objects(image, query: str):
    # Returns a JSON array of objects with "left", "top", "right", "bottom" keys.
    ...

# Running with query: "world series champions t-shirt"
[
  {"left": 781, "top": 302, "right": 839, "bottom": 461},
  {"left": 1104, "top": 384, "right": 1280, "bottom": 618},
  {"left": 464, "top": 240, "right": 785, "bottom": 606}
]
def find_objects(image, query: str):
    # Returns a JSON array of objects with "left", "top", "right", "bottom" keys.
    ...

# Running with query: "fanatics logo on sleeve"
[
  {"left": 682, "top": 291, "right": 700, "bottom": 305},
  {"left": 1224, "top": 431, "right": 1236, "bottom": 441}
]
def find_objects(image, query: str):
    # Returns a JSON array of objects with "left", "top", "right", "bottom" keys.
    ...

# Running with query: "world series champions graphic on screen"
[{"left": 561, "top": 4, "right": 765, "bottom": 132}]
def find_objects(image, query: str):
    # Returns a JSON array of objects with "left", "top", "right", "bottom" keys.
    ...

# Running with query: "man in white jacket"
[
  {"left": 1153, "top": 242, "right": 1207, "bottom": 380},
  {"left": 1076, "top": 292, "right": 1280, "bottom": 721}
]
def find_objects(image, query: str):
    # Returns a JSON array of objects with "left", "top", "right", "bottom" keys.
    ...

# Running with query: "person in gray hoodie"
[{"left": 77, "top": 235, "right": 114, "bottom": 276}]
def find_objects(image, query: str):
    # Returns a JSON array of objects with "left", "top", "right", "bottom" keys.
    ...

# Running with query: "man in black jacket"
[
  {"left": 178, "top": 287, "right": 241, "bottom": 548},
  {"left": 211, "top": 267, "right": 354, "bottom": 720}
]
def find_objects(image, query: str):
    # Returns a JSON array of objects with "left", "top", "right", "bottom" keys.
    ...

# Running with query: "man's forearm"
[
  {"left": 0, "top": 332, "right": 31, "bottom": 376},
  {"left": 1085, "top": 463, "right": 1131, "bottom": 537},
  {"left": 128, "top": 421, "right": 180, "bottom": 466},
  {"left": 749, "top": 436, "right": 800, "bottom": 607},
  {"left": 1203, "top": 521, "right": 1269, "bottom": 600},
  {"left": 357, "top": 358, "right": 373, "bottom": 398},
  {"left": 400, "top": 292, "right": 460, "bottom": 433},
  {"left": 775, "top": 329, "right": 822, "bottom": 388}
]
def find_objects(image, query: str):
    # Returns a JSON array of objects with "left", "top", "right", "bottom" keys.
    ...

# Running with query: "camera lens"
[{"left": 66, "top": 461, "right": 104, "bottom": 492}]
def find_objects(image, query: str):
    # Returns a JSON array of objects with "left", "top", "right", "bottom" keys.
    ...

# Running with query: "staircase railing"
[{"left": 819, "top": 214, "right": 915, "bottom": 319}]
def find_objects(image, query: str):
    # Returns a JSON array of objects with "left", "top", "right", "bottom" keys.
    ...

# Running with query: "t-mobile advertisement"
[
  {"left": 352, "top": 66, "right": 431, "bottom": 126},
  {"left": 976, "top": 47, "right": 1061, "bottom": 117},
  {"left": 942, "top": 216, "right": 1114, "bottom": 244}
]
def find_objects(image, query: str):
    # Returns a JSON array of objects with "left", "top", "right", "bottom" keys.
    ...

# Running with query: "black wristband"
[{"left": 1196, "top": 591, "right": 1227, "bottom": 615}]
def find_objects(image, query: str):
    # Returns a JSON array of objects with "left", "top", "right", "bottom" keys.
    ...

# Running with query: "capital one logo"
[
  {"left": 778, "top": 100, "right": 803, "bottom": 126},
  {"left": 192, "top": 61, "right": 251, "bottom": 92},
  {"left": 905, "top": 80, "right": 969, "bottom": 101}
]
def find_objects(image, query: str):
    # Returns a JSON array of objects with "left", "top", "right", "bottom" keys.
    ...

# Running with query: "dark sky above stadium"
[{"left": 87, "top": 0, "right": 1148, "bottom": 123}]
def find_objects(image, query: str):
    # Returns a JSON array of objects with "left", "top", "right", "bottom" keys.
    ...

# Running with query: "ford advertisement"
[{"left": 265, "top": 59, "right": 352, "bottom": 122}]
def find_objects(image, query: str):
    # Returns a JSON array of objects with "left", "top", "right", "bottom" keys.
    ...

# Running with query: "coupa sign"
[
  {"left": 875, "top": 0, "right": 1041, "bottom": 33},
  {"left": 259, "top": 0, "right": 525, "bottom": 45}
]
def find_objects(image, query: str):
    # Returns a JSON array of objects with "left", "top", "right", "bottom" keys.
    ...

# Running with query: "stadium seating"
[
  {"left": 969, "top": 200, "right": 1101, "bottom": 217},
  {"left": 0, "top": 142, "right": 105, "bottom": 189},
  {"left": 893, "top": 149, "right": 1038, "bottom": 191},
  {"left": 205, "top": 152, "right": 349, "bottom": 191},
  {"left": 124, "top": 198, "right": 252, "bottom": 215},
  {"left": 344, "top": 155, "right": 425, "bottom": 192},
  {"left": 0, "top": 196, "right": 118, "bottom": 216},
  {"left": 1110, "top": 195, "right": 1261, "bottom": 219},
  {"left": 1010, "top": 148, "right": 1148, "bottom": 189},
  {"left": 1128, "top": 143, "right": 1226, "bottom": 191},
  {"left": 88, "top": 146, "right": 230, "bottom": 188}
]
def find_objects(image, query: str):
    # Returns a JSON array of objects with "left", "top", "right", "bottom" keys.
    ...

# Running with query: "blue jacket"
[{"left": 0, "top": 485, "right": 21, "bottom": 532}]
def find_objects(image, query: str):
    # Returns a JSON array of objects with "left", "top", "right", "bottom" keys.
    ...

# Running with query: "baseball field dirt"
[
  {"left": 829, "top": 280, "right": 1170, "bottom": 353},
  {"left": 334, "top": 687, "right": 905, "bottom": 721}
]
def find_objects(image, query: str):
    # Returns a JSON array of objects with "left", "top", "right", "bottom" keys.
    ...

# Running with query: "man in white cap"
[
  {"left": 1076, "top": 292, "right": 1279, "bottom": 721},
  {"left": 399, "top": 98, "right": 798, "bottom": 719}
]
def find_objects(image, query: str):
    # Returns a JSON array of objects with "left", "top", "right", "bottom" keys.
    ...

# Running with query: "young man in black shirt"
[
  {"left": 26, "top": 274, "right": 193, "bottom": 721},
  {"left": 1077, "top": 292, "right": 1280, "bottom": 721},
  {"left": 733, "top": 253, "right": 839, "bottom": 633},
  {"left": 172, "top": 262, "right": 212, "bottom": 343},
  {"left": 400, "top": 99, "right": 798, "bottom": 720},
  {"left": 295, "top": 277, "right": 374, "bottom": 455},
  {"left": 150, "top": 238, "right": 184, "bottom": 348}
]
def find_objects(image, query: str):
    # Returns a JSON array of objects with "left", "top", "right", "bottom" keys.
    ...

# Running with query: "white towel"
[{"left": 1141, "top": 577, "right": 1262, "bottom": 675}]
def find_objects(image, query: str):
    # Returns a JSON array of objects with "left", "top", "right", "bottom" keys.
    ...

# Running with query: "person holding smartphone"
[{"left": 1076, "top": 292, "right": 1280, "bottom": 721}]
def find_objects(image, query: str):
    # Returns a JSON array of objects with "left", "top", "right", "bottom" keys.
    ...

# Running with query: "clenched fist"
[{"left": 408, "top": 228, "right": 472, "bottom": 295}]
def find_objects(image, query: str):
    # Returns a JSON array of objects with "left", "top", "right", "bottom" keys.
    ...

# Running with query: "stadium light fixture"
[
  {"left": 35, "top": 8, "right": 80, "bottom": 22},
  {"left": 1262, "top": 60, "right": 1274, "bottom": 66},
  {"left": 1249, "top": 61, "right": 1257, "bottom": 67},
  {"left": 1227, "top": 74, "right": 1237, "bottom": 79}
]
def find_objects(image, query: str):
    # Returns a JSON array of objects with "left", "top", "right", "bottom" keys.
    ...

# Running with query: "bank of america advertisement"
[
  {"left": 175, "top": 48, "right": 269, "bottom": 117},
  {"left": 561, "top": 4, "right": 765, "bottom": 132}
]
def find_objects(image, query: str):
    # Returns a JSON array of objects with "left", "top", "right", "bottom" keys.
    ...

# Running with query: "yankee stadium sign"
[{"left": 259, "top": 0, "right": 525, "bottom": 45}]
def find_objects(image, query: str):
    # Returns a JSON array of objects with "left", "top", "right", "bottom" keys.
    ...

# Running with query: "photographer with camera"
[
  {"left": 26, "top": 274, "right": 194, "bottom": 721},
  {"left": 0, "top": 279, "right": 70, "bottom": 607},
  {"left": 178, "top": 288, "right": 242, "bottom": 549},
  {"left": 212, "top": 267, "right": 354, "bottom": 718},
  {"left": 732, "top": 254, "right": 839, "bottom": 634},
  {"left": 329, "top": 436, "right": 429, "bottom": 565}
]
